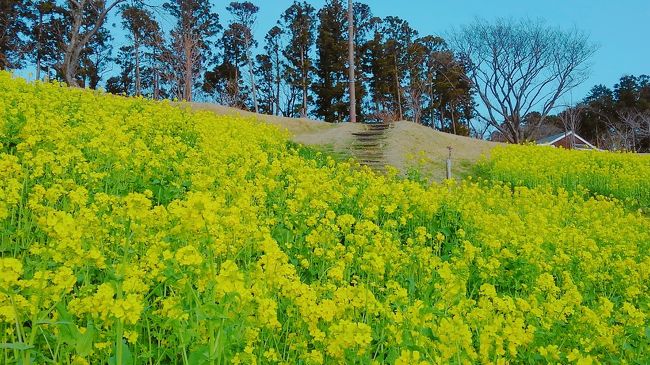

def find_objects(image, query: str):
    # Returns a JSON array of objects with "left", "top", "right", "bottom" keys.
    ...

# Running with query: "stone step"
[
  {"left": 353, "top": 122, "right": 392, "bottom": 174},
  {"left": 355, "top": 154, "right": 384, "bottom": 159},
  {"left": 353, "top": 138, "right": 384, "bottom": 143},
  {"left": 363, "top": 122, "right": 392, "bottom": 128},
  {"left": 353, "top": 152, "right": 383, "bottom": 156},
  {"left": 352, "top": 131, "right": 386, "bottom": 137},
  {"left": 366, "top": 125, "right": 391, "bottom": 131},
  {"left": 353, "top": 135, "right": 387, "bottom": 141},
  {"left": 353, "top": 144, "right": 383, "bottom": 149},
  {"left": 351, "top": 143, "right": 383, "bottom": 149}
]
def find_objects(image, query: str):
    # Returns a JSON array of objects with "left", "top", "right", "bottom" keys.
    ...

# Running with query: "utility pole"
[{"left": 347, "top": 0, "right": 356, "bottom": 123}]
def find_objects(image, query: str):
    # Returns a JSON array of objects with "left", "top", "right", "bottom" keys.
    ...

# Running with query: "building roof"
[
  {"left": 537, "top": 130, "right": 598, "bottom": 150},
  {"left": 537, "top": 132, "right": 568, "bottom": 144}
]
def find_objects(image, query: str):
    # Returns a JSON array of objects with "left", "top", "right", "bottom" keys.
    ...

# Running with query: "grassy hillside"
[
  {"left": 188, "top": 102, "right": 498, "bottom": 180},
  {"left": 1, "top": 74, "right": 649, "bottom": 364}
]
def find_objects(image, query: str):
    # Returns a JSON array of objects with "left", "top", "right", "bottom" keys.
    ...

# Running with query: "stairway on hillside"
[{"left": 350, "top": 122, "right": 393, "bottom": 172}]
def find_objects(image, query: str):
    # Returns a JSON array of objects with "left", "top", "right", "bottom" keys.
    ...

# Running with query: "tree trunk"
[
  {"left": 347, "top": 0, "right": 356, "bottom": 123},
  {"left": 394, "top": 55, "right": 402, "bottom": 120},
  {"left": 244, "top": 35, "right": 259, "bottom": 113},
  {"left": 429, "top": 84, "right": 435, "bottom": 128},
  {"left": 451, "top": 103, "right": 457, "bottom": 135},
  {"left": 275, "top": 60, "right": 281, "bottom": 115},
  {"left": 62, "top": 0, "right": 125, "bottom": 86},
  {"left": 36, "top": 11, "right": 43, "bottom": 81},
  {"left": 183, "top": 35, "right": 193, "bottom": 101},
  {"left": 152, "top": 48, "right": 160, "bottom": 99},
  {"left": 134, "top": 39, "right": 141, "bottom": 96},
  {"left": 234, "top": 67, "right": 240, "bottom": 106},
  {"left": 300, "top": 49, "right": 307, "bottom": 118},
  {"left": 64, "top": 44, "right": 84, "bottom": 86},
  {"left": 247, "top": 54, "right": 259, "bottom": 113},
  {"left": 63, "top": 3, "right": 83, "bottom": 86}
]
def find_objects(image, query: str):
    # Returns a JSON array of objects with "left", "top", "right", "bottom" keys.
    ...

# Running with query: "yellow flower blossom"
[{"left": 0, "top": 72, "right": 648, "bottom": 364}]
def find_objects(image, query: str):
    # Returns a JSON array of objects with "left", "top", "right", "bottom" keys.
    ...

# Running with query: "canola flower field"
[
  {"left": 475, "top": 144, "right": 650, "bottom": 211},
  {"left": 1, "top": 72, "right": 649, "bottom": 364}
]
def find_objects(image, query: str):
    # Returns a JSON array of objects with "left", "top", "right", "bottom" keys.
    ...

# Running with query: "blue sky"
[{"left": 193, "top": 0, "right": 649, "bottom": 103}]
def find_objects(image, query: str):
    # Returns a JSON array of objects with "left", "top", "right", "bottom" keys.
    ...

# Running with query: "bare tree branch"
[
  {"left": 62, "top": 0, "right": 127, "bottom": 86},
  {"left": 450, "top": 18, "right": 596, "bottom": 143}
]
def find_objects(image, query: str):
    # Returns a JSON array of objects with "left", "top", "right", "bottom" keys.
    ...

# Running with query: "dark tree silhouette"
[
  {"left": 281, "top": 1, "right": 316, "bottom": 118},
  {"left": 313, "top": 0, "right": 348, "bottom": 123},
  {"left": 0, "top": 0, "right": 30, "bottom": 70},
  {"left": 226, "top": 1, "right": 260, "bottom": 112}
]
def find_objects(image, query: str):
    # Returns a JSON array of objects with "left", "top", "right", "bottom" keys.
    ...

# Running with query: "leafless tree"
[
  {"left": 61, "top": 0, "right": 126, "bottom": 86},
  {"left": 616, "top": 109, "right": 650, "bottom": 151},
  {"left": 450, "top": 18, "right": 596, "bottom": 143},
  {"left": 558, "top": 104, "right": 585, "bottom": 148},
  {"left": 606, "top": 120, "right": 633, "bottom": 151},
  {"left": 640, "top": 113, "right": 650, "bottom": 139}
]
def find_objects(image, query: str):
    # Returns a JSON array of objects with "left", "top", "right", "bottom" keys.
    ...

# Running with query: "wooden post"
[
  {"left": 347, "top": 0, "right": 356, "bottom": 123},
  {"left": 446, "top": 146, "right": 453, "bottom": 180}
]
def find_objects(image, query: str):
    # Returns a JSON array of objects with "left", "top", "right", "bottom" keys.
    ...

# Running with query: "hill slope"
[
  {"left": 3, "top": 74, "right": 649, "bottom": 364},
  {"left": 187, "top": 102, "right": 498, "bottom": 179}
]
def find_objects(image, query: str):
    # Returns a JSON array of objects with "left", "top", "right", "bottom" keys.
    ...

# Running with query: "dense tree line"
[
  {"left": 493, "top": 75, "right": 650, "bottom": 151},
  {"left": 1, "top": 0, "right": 474, "bottom": 134},
  {"left": 578, "top": 75, "right": 650, "bottom": 151},
  {"left": 2, "top": 1, "right": 646, "bottom": 150}
]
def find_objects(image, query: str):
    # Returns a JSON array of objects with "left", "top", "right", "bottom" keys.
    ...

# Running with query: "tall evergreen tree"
[
  {"left": 383, "top": 16, "right": 417, "bottom": 121},
  {"left": 581, "top": 84, "right": 616, "bottom": 144},
  {"left": 26, "top": 1, "right": 61, "bottom": 80},
  {"left": 226, "top": 1, "right": 260, "bottom": 112},
  {"left": 105, "top": 45, "right": 134, "bottom": 94},
  {"left": 350, "top": 2, "right": 373, "bottom": 123},
  {"left": 204, "top": 22, "right": 247, "bottom": 107},
  {"left": 255, "top": 53, "right": 275, "bottom": 114},
  {"left": 281, "top": 1, "right": 316, "bottom": 118},
  {"left": 314, "top": 0, "right": 348, "bottom": 123},
  {"left": 263, "top": 26, "right": 284, "bottom": 116},
  {"left": 118, "top": 5, "right": 162, "bottom": 96},
  {"left": 363, "top": 17, "right": 394, "bottom": 120},
  {"left": 163, "top": 0, "right": 220, "bottom": 101},
  {"left": 403, "top": 36, "right": 431, "bottom": 125},
  {"left": 430, "top": 49, "right": 473, "bottom": 134},
  {"left": 580, "top": 75, "right": 650, "bottom": 150},
  {"left": 408, "top": 35, "right": 445, "bottom": 127}
]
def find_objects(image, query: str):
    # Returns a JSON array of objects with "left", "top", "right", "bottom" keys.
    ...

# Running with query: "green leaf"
[
  {"left": 0, "top": 342, "right": 33, "bottom": 350},
  {"left": 55, "top": 303, "right": 81, "bottom": 345},
  {"left": 188, "top": 345, "right": 211, "bottom": 365},
  {"left": 57, "top": 321, "right": 80, "bottom": 346},
  {"left": 76, "top": 324, "right": 97, "bottom": 356},
  {"left": 108, "top": 342, "right": 134, "bottom": 365},
  {"left": 420, "top": 327, "right": 438, "bottom": 341}
]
